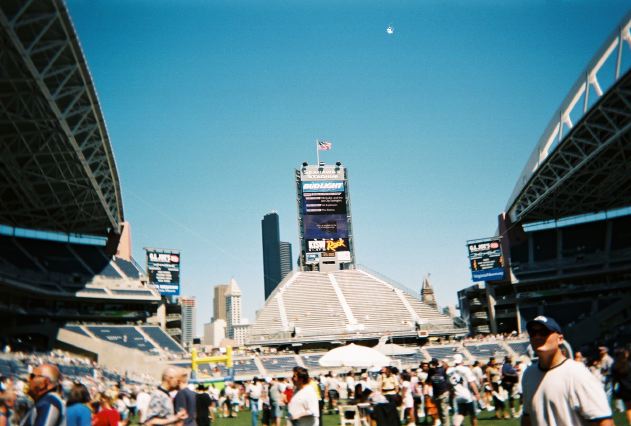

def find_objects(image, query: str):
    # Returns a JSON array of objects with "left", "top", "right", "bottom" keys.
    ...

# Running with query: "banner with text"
[
  {"left": 467, "top": 239, "right": 504, "bottom": 282},
  {"left": 146, "top": 249, "right": 181, "bottom": 295}
]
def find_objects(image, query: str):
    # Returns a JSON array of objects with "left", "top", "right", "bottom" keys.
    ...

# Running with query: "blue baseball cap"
[{"left": 526, "top": 315, "right": 562, "bottom": 334}]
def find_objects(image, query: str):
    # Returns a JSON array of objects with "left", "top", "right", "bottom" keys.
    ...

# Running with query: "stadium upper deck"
[
  {"left": 0, "top": 0, "right": 162, "bottom": 352},
  {"left": 0, "top": 0, "right": 123, "bottom": 237},
  {"left": 506, "top": 11, "right": 631, "bottom": 225},
  {"left": 248, "top": 269, "right": 466, "bottom": 348},
  {"left": 461, "top": 11, "right": 631, "bottom": 344}
]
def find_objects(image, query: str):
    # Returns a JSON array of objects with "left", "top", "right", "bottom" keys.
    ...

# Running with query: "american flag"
[{"left": 317, "top": 140, "right": 332, "bottom": 151}]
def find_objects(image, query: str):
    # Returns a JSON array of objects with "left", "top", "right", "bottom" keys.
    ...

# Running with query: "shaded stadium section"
[
  {"left": 248, "top": 269, "right": 464, "bottom": 348},
  {"left": 0, "top": 0, "right": 161, "bottom": 356},
  {"left": 460, "top": 12, "right": 631, "bottom": 347}
]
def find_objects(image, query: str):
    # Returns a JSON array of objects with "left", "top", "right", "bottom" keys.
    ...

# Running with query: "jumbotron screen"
[
  {"left": 297, "top": 164, "right": 352, "bottom": 263},
  {"left": 467, "top": 238, "right": 504, "bottom": 282},
  {"left": 146, "top": 249, "right": 181, "bottom": 295}
]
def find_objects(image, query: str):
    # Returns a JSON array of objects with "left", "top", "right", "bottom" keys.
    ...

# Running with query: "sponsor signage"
[
  {"left": 302, "top": 184, "right": 347, "bottom": 215},
  {"left": 467, "top": 238, "right": 504, "bottom": 282},
  {"left": 306, "top": 238, "right": 350, "bottom": 253},
  {"left": 146, "top": 249, "right": 181, "bottom": 295}
]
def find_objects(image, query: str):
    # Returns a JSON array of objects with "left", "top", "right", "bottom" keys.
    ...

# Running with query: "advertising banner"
[
  {"left": 306, "top": 238, "right": 350, "bottom": 253},
  {"left": 302, "top": 181, "right": 347, "bottom": 215},
  {"left": 467, "top": 239, "right": 504, "bottom": 282},
  {"left": 146, "top": 249, "right": 181, "bottom": 295}
]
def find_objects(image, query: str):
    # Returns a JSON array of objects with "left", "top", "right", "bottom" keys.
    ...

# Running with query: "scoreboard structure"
[{"left": 295, "top": 162, "right": 355, "bottom": 271}]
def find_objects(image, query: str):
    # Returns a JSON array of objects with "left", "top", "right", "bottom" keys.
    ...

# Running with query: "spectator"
[
  {"left": 66, "top": 383, "right": 92, "bottom": 426},
  {"left": 612, "top": 347, "right": 631, "bottom": 425},
  {"left": 501, "top": 356, "right": 519, "bottom": 418},
  {"left": 20, "top": 364, "right": 65, "bottom": 426},
  {"left": 427, "top": 358, "right": 450, "bottom": 426},
  {"left": 521, "top": 316, "right": 613, "bottom": 426},
  {"left": 0, "top": 377, "right": 16, "bottom": 426},
  {"left": 287, "top": 368, "right": 318, "bottom": 426},
  {"left": 195, "top": 385, "right": 212, "bottom": 426},
  {"left": 93, "top": 391, "right": 120, "bottom": 426},
  {"left": 174, "top": 370, "right": 196, "bottom": 426},
  {"left": 144, "top": 367, "right": 188, "bottom": 426},
  {"left": 246, "top": 378, "right": 263, "bottom": 426},
  {"left": 448, "top": 354, "right": 480, "bottom": 426}
]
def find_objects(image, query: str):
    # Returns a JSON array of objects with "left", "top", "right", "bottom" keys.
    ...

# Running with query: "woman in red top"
[{"left": 93, "top": 392, "right": 120, "bottom": 426}]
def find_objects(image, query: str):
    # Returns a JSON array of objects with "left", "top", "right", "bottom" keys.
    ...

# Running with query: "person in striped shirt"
[{"left": 20, "top": 364, "right": 65, "bottom": 426}]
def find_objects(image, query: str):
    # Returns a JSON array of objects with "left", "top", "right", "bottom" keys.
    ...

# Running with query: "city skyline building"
[
  {"left": 262, "top": 212, "right": 292, "bottom": 299},
  {"left": 280, "top": 241, "right": 293, "bottom": 281},
  {"left": 213, "top": 284, "right": 228, "bottom": 321},
  {"left": 179, "top": 296, "right": 196, "bottom": 348},
  {"left": 225, "top": 278, "right": 246, "bottom": 345}
]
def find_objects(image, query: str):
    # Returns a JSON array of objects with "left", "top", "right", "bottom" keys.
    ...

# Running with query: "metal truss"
[
  {"left": 509, "top": 71, "right": 631, "bottom": 222},
  {"left": 507, "top": 11, "right": 631, "bottom": 224},
  {"left": 0, "top": 0, "right": 123, "bottom": 236}
]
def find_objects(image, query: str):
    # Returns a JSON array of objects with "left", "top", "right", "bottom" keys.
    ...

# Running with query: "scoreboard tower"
[{"left": 296, "top": 162, "right": 355, "bottom": 271}]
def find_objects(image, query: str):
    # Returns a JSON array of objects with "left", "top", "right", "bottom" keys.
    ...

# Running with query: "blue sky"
[{"left": 66, "top": 0, "right": 630, "bottom": 335}]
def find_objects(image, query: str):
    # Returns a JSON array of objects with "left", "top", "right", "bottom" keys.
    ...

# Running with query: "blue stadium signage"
[{"left": 467, "top": 239, "right": 505, "bottom": 282}]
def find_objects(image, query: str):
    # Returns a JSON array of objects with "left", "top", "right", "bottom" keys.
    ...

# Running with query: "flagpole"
[{"left": 316, "top": 139, "right": 320, "bottom": 165}]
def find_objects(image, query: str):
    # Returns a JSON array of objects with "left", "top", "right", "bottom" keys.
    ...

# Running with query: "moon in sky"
[{"left": 386, "top": 25, "right": 394, "bottom": 35}]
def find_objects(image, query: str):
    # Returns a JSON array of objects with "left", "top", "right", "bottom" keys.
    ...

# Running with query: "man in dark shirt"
[
  {"left": 174, "top": 370, "right": 197, "bottom": 426},
  {"left": 195, "top": 385, "right": 212, "bottom": 426},
  {"left": 427, "top": 358, "right": 451, "bottom": 426}
]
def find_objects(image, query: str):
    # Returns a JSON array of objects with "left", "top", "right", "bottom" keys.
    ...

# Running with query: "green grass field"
[{"left": 213, "top": 407, "right": 628, "bottom": 426}]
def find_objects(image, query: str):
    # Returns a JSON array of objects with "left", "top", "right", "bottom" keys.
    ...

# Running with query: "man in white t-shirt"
[
  {"left": 521, "top": 316, "right": 613, "bottom": 426},
  {"left": 448, "top": 354, "right": 480, "bottom": 426}
]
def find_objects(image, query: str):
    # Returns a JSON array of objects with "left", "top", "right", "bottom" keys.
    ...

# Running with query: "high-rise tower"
[
  {"left": 179, "top": 296, "right": 196, "bottom": 348},
  {"left": 262, "top": 212, "right": 292, "bottom": 299}
]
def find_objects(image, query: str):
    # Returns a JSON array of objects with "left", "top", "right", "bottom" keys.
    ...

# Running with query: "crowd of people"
[{"left": 0, "top": 316, "right": 629, "bottom": 426}]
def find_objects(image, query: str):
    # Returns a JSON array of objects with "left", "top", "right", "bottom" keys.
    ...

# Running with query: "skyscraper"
[
  {"left": 262, "top": 212, "right": 282, "bottom": 299},
  {"left": 280, "top": 241, "right": 292, "bottom": 280},
  {"left": 225, "top": 278, "right": 249, "bottom": 345},
  {"left": 213, "top": 284, "right": 228, "bottom": 321},
  {"left": 179, "top": 296, "right": 196, "bottom": 348}
]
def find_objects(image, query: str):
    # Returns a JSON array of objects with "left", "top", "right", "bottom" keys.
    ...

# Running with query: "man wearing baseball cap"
[{"left": 520, "top": 315, "right": 613, "bottom": 426}]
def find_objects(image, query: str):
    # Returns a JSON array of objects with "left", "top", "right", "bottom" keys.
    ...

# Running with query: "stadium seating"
[
  {"left": 301, "top": 353, "right": 323, "bottom": 368},
  {"left": 389, "top": 350, "right": 427, "bottom": 366},
  {"left": 465, "top": 343, "right": 507, "bottom": 361},
  {"left": 141, "top": 326, "right": 186, "bottom": 354},
  {"left": 260, "top": 356, "right": 299, "bottom": 373},
  {"left": 425, "top": 345, "right": 465, "bottom": 361},
  {"left": 114, "top": 258, "right": 142, "bottom": 279},
  {"left": 249, "top": 269, "right": 459, "bottom": 343},
  {"left": 232, "top": 358, "right": 260, "bottom": 376},
  {"left": 87, "top": 326, "right": 158, "bottom": 353},
  {"left": 507, "top": 341, "right": 530, "bottom": 357}
]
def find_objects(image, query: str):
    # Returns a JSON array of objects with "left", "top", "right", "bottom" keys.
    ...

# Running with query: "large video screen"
[
  {"left": 302, "top": 181, "right": 347, "bottom": 215},
  {"left": 467, "top": 239, "right": 504, "bottom": 282},
  {"left": 146, "top": 249, "right": 181, "bottom": 295},
  {"left": 300, "top": 179, "right": 350, "bottom": 260}
]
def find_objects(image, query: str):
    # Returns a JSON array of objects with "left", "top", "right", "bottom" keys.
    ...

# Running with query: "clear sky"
[{"left": 66, "top": 0, "right": 630, "bottom": 335}]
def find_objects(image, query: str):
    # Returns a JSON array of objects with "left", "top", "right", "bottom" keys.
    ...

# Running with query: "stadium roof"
[
  {"left": 506, "top": 12, "right": 631, "bottom": 225},
  {"left": 0, "top": 0, "right": 123, "bottom": 236},
  {"left": 248, "top": 269, "right": 463, "bottom": 345}
]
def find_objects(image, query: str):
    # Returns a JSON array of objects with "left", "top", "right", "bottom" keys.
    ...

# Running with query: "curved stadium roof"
[
  {"left": 248, "top": 269, "right": 462, "bottom": 345},
  {"left": 0, "top": 0, "right": 123, "bottom": 236},
  {"left": 506, "top": 12, "right": 631, "bottom": 225}
]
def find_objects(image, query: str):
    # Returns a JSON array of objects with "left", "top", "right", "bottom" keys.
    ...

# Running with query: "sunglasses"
[
  {"left": 528, "top": 327, "right": 553, "bottom": 337},
  {"left": 29, "top": 373, "right": 47, "bottom": 380}
]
